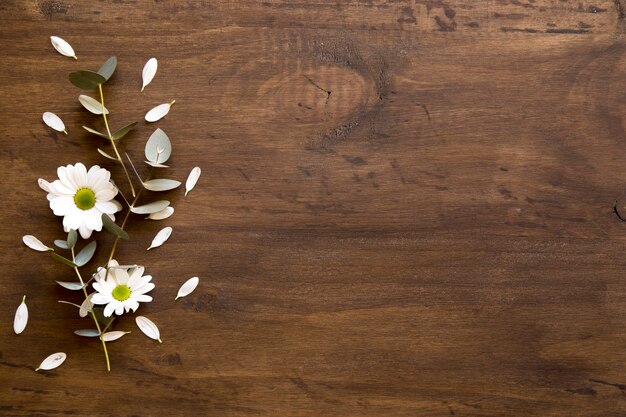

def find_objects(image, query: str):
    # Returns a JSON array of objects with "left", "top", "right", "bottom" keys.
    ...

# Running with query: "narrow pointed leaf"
[
  {"left": 74, "top": 241, "right": 97, "bottom": 267},
  {"left": 145, "top": 100, "right": 175, "bottom": 122},
  {"left": 50, "top": 36, "right": 76, "bottom": 59},
  {"left": 102, "top": 331, "right": 130, "bottom": 342},
  {"left": 74, "top": 329, "right": 100, "bottom": 337},
  {"left": 112, "top": 122, "right": 137, "bottom": 140},
  {"left": 148, "top": 227, "right": 172, "bottom": 250},
  {"left": 131, "top": 200, "right": 170, "bottom": 214},
  {"left": 143, "top": 178, "right": 181, "bottom": 192},
  {"left": 176, "top": 277, "right": 199, "bottom": 300},
  {"left": 144, "top": 128, "right": 172, "bottom": 164},
  {"left": 135, "top": 316, "right": 161, "bottom": 342},
  {"left": 14, "top": 296, "right": 28, "bottom": 334},
  {"left": 147, "top": 206, "right": 174, "bottom": 220},
  {"left": 83, "top": 126, "right": 108, "bottom": 138},
  {"left": 97, "top": 56, "right": 117, "bottom": 81},
  {"left": 97, "top": 148, "right": 118, "bottom": 161},
  {"left": 79, "top": 95, "right": 109, "bottom": 115},
  {"left": 54, "top": 239, "right": 69, "bottom": 249},
  {"left": 69, "top": 70, "right": 106, "bottom": 90},
  {"left": 50, "top": 252, "right": 78, "bottom": 268},
  {"left": 185, "top": 166, "right": 201, "bottom": 196},
  {"left": 141, "top": 58, "right": 158, "bottom": 92},
  {"left": 56, "top": 281, "right": 84, "bottom": 290},
  {"left": 42, "top": 112, "right": 67, "bottom": 134},
  {"left": 36, "top": 352, "right": 66, "bottom": 371},
  {"left": 67, "top": 229, "right": 77, "bottom": 249},
  {"left": 23, "top": 235, "right": 52, "bottom": 252},
  {"left": 101, "top": 214, "right": 129, "bottom": 240},
  {"left": 79, "top": 293, "right": 94, "bottom": 318}
]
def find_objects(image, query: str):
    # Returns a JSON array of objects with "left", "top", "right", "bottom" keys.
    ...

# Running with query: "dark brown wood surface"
[{"left": 1, "top": 0, "right": 626, "bottom": 415}]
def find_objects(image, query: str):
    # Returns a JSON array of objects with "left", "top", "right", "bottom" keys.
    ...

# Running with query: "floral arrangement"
[{"left": 14, "top": 36, "right": 201, "bottom": 372}]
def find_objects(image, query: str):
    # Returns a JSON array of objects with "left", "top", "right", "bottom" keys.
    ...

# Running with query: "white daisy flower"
[
  {"left": 46, "top": 163, "right": 121, "bottom": 239},
  {"left": 91, "top": 260, "right": 154, "bottom": 317}
]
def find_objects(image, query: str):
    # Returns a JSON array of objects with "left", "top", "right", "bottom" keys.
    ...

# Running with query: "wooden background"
[{"left": 1, "top": 0, "right": 626, "bottom": 415}]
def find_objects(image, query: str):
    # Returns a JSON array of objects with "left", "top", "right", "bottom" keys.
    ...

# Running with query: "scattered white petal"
[
  {"left": 50, "top": 36, "right": 76, "bottom": 59},
  {"left": 102, "top": 331, "right": 130, "bottom": 342},
  {"left": 36, "top": 352, "right": 67, "bottom": 371},
  {"left": 141, "top": 58, "right": 158, "bottom": 92},
  {"left": 185, "top": 167, "right": 201, "bottom": 197},
  {"left": 79, "top": 95, "right": 109, "bottom": 115},
  {"left": 56, "top": 281, "right": 84, "bottom": 291},
  {"left": 176, "top": 277, "right": 199, "bottom": 300},
  {"left": 147, "top": 227, "right": 172, "bottom": 250},
  {"left": 38, "top": 178, "right": 51, "bottom": 193},
  {"left": 13, "top": 295, "right": 28, "bottom": 334},
  {"left": 42, "top": 112, "right": 67, "bottom": 134},
  {"left": 145, "top": 101, "right": 175, "bottom": 122},
  {"left": 22, "top": 235, "right": 52, "bottom": 252},
  {"left": 135, "top": 316, "right": 161, "bottom": 342},
  {"left": 74, "top": 329, "right": 100, "bottom": 337},
  {"left": 147, "top": 206, "right": 174, "bottom": 220}
]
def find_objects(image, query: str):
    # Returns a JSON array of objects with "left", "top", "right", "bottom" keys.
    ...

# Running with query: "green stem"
[
  {"left": 98, "top": 84, "right": 136, "bottom": 198},
  {"left": 72, "top": 247, "right": 111, "bottom": 372}
]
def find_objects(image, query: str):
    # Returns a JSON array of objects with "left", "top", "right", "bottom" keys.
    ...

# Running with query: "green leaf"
[
  {"left": 83, "top": 126, "right": 108, "bottom": 139},
  {"left": 50, "top": 252, "right": 78, "bottom": 268},
  {"left": 101, "top": 214, "right": 129, "bottom": 240},
  {"left": 54, "top": 239, "right": 69, "bottom": 250},
  {"left": 74, "top": 241, "right": 97, "bottom": 267},
  {"left": 79, "top": 95, "right": 108, "bottom": 115},
  {"left": 97, "top": 56, "right": 117, "bottom": 81},
  {"left": 145, "top": 128, "right": 172, "bottom": 164},
  {"left": 67, "top": 229, "right": 77, "bottom": 249},
  {"left": 130, "top": 200, "right": 170, "bottom": 214},
  {"left": 112, "top": 122, "right": 137, "bottom": 141},
  {"left": 69, "top": 70, "right": 106, "bottom": 90},
  {"left": 143, "top": 179, "right": 181, "bottom": 192},
  {"left": 97, "top": 148, "right": 118, "bottom": 161}
]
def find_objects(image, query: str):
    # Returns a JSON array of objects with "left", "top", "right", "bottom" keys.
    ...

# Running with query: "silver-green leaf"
[
  {"left": 143, "top": 179, "right": 181, "bottom": 192},
  {"left": 79, "top": 95, "right": 109, "bottom": 115},
  {"left": 144, "top": 128, "right": 172, "bottom": 164},
  {"left": 97, "top": 148, "right": 118, "bottom": 161},
  {"left": 69, "top": 70, "right": 105, "bottom": 90},
  {"left": 54, "top": 239, "right": 69, "bottom": 250},
  {"left": 67, "top": 229, "right": 77, "bottom": 249},
  {"left": 131, "top": 200, "right": 170, "bottom": 214},
  {"left": 74, "top": 241, "right": 97, "bottom": 267},
  {"left": 112, "top": 122, "right": 137, "bottom": 141},
  {"left": 50, "top": 252, "right": 78, "bottom": 268},
  {"left": 56, "top": 281, "right": 84, "bottom": 291},
  {"left": 83, "top": 126, "right": 108, "bottom": 139},
  {"left": 101, "top": 214, "right": 129, "bottom": 240},
  {"left": 97, "top": 56, "right": 117, "bottom": 81}
]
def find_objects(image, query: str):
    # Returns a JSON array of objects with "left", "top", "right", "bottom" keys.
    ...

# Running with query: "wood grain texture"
[{"left": 1, "top": 0, "right": 626, "bottom": 415}]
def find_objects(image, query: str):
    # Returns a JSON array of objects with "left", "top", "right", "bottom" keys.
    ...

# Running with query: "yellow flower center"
[
  {"left": 112, "top": 285, "right": 131, "bottom": 301},
  {"left": 74, "top": 188, "right": 96, "bottom": 210}
]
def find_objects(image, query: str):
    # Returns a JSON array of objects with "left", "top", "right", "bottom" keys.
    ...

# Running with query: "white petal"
[
  {"left": 79, "top": 95, "right": 109, "bottom": 115},
  {"left": 50, "top": 196, "right": 75, "bottom": 215},
  {"left": 146, "top": 206, "right": 174, "bottom": 220},
  {"left": 145, "top": 101, "right": 174, "bottom": 122},
  {"left": 135, "top": 316, "right": 161, "bottom": 342},
  {"left": 176, "top": 277, "right": 199, "bottom": 300},
  {"left": 104, "top": 302, "right": 117, "bottom": 317},
  {"left": 38, "top": 178, "right": 51, "bottom": 193},
  {"left": 83, "top": 208, "right": 103, "bottom": 231},
  {"left": 185, "top": 166, "right": 201, "bottom": 196},
  {"left": 74, "top": 329, "right": 100, "bottom": 337},
  {"left": 95, "top": 201, "right": 119, "bottom": 215},
  {"left": 56, "top": 281, "right": 84, "bottom": 290},
  {"left": 147, "top": 227, "right": 172, "bottom": 250},
  {"left": 102, "top": 331, "right": 130, "bottom": 342},
  {"left": 42, "top": 112, "right": 67, "bottom": 134},
  {"left": 78, "top": 223, "right": 93, "bottom": 239},
  {"left": 141, "top": 58, "right": 158, "bottom": 92},
  {"left": 50, "top": 36, "right": 76, "bottom": 59},
  {"left": 22, "top": 235, "right": 52, "bottom": 252},
  {"left": 36, "top": 352, "right": 67, "bottom": 371},
  {"left": 13, "top": 296, "right": 28, "bottom": 334}
]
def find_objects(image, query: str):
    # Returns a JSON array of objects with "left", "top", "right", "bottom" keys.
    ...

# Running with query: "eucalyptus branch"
[
  {"left": 71, "top": 247, "right": 111, "bottom": 372},
  {"left": 98, "top": 84, "right": 136, "bottom": 198}
]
